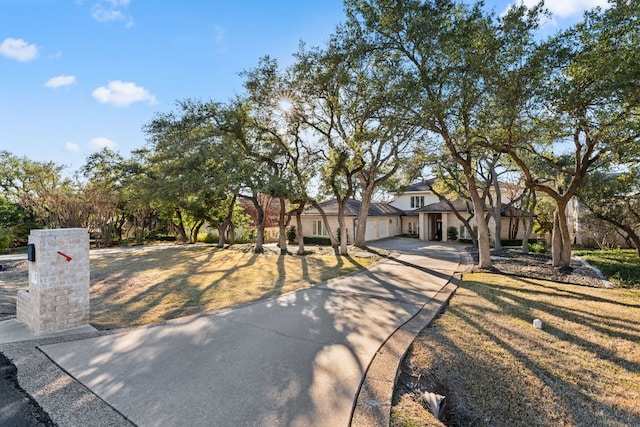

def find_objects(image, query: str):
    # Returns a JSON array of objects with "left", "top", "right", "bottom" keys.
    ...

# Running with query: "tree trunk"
[
  {"left": 471, "top": 196, "right": 492, "bottom": 268},
  {"left": 491, "top": 167, "right": 502, "bottom": 250},
  {"left": 174, "top": 209, "right": 188, "bottom": 244},
  {"left": 217, "top": 223, "right": 226, "bottom": 248},
  {"left": 241, "top": 195, "right": 265, "bottom": 253},
  {"left": 311, "top": 200, "right": 339, "bottom": 250},
  {"left": 521, "top": 191, "right": 536, "bottom": 254},
  {"left": 338, "top": 202, "right": 348, "bottom": 256},
  {"left": 295, "top": 203, "right": 306, "bottom": 255},
  {"left": 190, "top": 219, "right": 204, "bottom": 244},
  {"left": 464, "top": 172, "right": 492, "bottom": 268},
  {"left": 554, "top": 200, "right": 572, "bottom": 267},
  {"left": 354, "top": 183, "right": 374, "bottom": 248},
  {"left": 620, "top": 225, "right": 640, "bottom": 257},
  {"left": 551, "top": 200, "right": 575, "bottom": 268},
  {"left": 278, "top": 197, "right": 288, "bottom": 255}
]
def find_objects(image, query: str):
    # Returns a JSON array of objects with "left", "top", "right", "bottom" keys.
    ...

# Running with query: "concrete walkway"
[{"left": 5, "top": 238, "right": 463, "bottom": 426}]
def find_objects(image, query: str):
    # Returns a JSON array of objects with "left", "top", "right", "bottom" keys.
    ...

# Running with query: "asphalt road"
[{"left": 0, "top": 352, "right": 54, "bottom": 427}]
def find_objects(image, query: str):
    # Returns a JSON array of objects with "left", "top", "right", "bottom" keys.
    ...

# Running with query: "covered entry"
[{"left": 429, "top": 213, "right": 442, "bottom": 241}]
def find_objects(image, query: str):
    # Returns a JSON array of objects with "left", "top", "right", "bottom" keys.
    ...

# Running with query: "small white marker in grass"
[{"left": 533, "top": 318, "right": 543, "bottom": 329}]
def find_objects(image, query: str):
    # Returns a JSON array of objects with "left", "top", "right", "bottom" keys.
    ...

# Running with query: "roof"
[
  {"left": 416, "top": 199, "right": 471, "bottom": 213},
  {"left": 303, "top": 199, "right": 406, "bottom": 217},
  {"left": 391, "top": 179, "right": 436, "bottom": 194},
  {"left": 417, "top": 200, "right": 536, "bottom": 217}
]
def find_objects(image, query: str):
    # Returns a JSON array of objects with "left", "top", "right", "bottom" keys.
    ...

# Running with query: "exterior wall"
[
  {"left": 300, "top": 215, "right": 402, "bottom": 243},
  {"left": 417, "top": 213, "right": 537, "bottom": 243},
  {"left": 300, "top": 215, "right": 356, "bottom": 244},
  {"left": 365, "top": 216, "right": 402, "bottom": 241},
  {"left": 389, "top": 192, "right": 440, "bottom": 211},
  {"left": 17, "top": 228, "right": 90, "bottom": 334},
  {"left": 401, "top": 216, "right": 420, "bottom": 236}
]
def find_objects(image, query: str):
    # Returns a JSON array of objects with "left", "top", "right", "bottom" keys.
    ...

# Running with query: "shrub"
[
  {"left": 286, "top": 226, "right": 297, "bottom": 243},
  {"left": 528, "top": 242, "right": 546, "bottom": 253},
  {"left": 0, "top": 227, "right": 12, "bottom": 251},
  {"left": 202, "top": 232, "right": 217, "bottom": 244},
  {"left": 303, "top": 236, "right": 332, "bottom": 246},
  {"left": 501, "top": 238, "right": 539, "bottom": 247},
  {"left": 447, "top": 226, "right": 458, "bottom": 241}
]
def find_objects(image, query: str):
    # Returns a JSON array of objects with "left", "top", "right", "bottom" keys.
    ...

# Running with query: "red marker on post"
[{"left": 57, "top": 251, "right": 73, "bottom": 262}]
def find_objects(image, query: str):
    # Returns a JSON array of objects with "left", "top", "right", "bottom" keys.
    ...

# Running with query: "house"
[
  {"left": 390, "top": 180, "right": 536, "bottom": 243},
  {"left": 300, "top": 199, "right": 404, "bottom": 244},
  {"left": 300, "top": 180, "right": 537, "bottom": 244}
]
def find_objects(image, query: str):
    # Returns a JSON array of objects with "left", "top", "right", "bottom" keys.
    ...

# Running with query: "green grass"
[
  {"left": 574, "top": 248, "right": 640, "bottom": 288},
  {"left": 392, "top": 272, "right": 640, "bottom": 427}
]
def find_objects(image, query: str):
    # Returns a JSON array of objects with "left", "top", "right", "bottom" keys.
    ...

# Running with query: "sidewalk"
[{"left": 1, "top": 238, "right": 464, "bottom": 426}]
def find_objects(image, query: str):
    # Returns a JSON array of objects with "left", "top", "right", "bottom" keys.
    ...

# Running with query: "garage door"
[{"left": 365, "top": 220, "right": 377, "bottom": 241}]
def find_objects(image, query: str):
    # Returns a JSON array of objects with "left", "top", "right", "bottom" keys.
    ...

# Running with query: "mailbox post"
[{"left": 16, "top": 228, "right": 90, "bottom": 334}]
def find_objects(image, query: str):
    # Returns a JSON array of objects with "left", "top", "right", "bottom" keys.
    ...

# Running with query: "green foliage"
[
  {"left": 202, "top": 232, "right": 217, "bottom": 244},
  {"left": 0, "top": 228, "right": 12, "bottom": 250},
  {"left": 303, "top": 236, "right": 332, "bottom": 246},
  {"left": 528, "top": 242, "right": 547, "bottom": 253},
  {"left": 286, "top": 226, "right": 297, "bottom": 243},
  {"left": 574, "top": 249, "right": 640, "bottom": 288},
  {"left": 501, "top": 238, "right": 539, "bottom": 247},
  {"left": 447, "top": 226, "right": 458, "bottom": 241}
]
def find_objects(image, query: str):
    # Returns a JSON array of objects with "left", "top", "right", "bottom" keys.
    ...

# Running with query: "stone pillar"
[{"left": 16, "top": 228, "right": 90, "bottom": 334}]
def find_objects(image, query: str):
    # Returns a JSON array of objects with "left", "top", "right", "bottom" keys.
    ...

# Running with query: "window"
[
  {"left": 312, "top": 220, "right": 328, "bottom": 237},
  {"left": 410, "top": 196, "right": 425, "bottom": 209},
  {"left": 459, "top": 225, "right": 478, "bottom": 240}
]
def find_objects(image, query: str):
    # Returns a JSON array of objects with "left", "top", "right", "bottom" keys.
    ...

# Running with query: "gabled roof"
[
  {"left": 416, "top": 199, "right": 470, "bottom": 213},
  {"left": 304, "top": 199, "right": 406, "bottom": 217}
]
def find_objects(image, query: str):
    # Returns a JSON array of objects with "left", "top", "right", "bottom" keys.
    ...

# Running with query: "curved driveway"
[{"left": 39, "top": 238, "right": 462, "bottom": 427}]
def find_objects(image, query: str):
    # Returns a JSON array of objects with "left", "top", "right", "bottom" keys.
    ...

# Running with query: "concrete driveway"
[{"left": 38, "top": 238, "right": 462, "bottom": 427}]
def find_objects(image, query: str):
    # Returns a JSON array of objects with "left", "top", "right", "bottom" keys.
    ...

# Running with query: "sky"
[{"left": 1, "top": 0, "right": 609, "bottom": 175}]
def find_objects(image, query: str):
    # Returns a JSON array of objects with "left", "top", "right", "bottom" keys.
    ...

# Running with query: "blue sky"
[{"left": 1, "top": 0, "right": 608, "bottom": 174}]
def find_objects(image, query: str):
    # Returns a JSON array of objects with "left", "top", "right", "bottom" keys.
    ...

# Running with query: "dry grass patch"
[
  {"left": 393, "top": 273, "right": 640, "bottom": 427},
  {"left": 88, "top": 245, "right": 377, "bottom": 328},
  {"left": 1, "top": 245, "right": 378, "bottom": 328}
]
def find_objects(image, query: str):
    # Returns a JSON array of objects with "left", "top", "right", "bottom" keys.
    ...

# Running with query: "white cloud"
[
  {"left": 0, "top": 38, "right": 38, "bottom": 62},
  {"left": 91, "top": 0, "right": 134, "bottom": 28},
  {"left": 65, "top": 142, "right": 80, "bottom": 152},
  {"left": 45, "top": 75, "right": 77, "bottom": 89},
  {"left": 88, "top": 137, "right": 117, "bottom": 150},
  {"left": 516, "top": 0, "right": 610, "bottom": 18},
  {"left": 92, "top": 80, "right": 157, "bottom": 106}
]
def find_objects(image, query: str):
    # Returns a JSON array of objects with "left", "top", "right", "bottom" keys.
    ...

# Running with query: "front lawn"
[
  {"left": 392, "top": 272, "right": 640, "bottom": 427},
  {"left": 1, "top": 244, "right": 378, "bottom": 329},
  {"left": 574, "top": 248, "right": 640, "bottom": 288}
]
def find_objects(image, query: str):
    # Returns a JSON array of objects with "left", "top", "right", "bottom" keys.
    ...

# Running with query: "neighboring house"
[
  {"left": 300, "top": 199, "right": 404, "bottom": 244},
  {"left": 301, "top": 180, "right": 537, "bottom": 244}
]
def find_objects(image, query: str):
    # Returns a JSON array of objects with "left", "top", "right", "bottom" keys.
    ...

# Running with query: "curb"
[{"left": 349, "top": 274, "right": 460, "bottom": 427}]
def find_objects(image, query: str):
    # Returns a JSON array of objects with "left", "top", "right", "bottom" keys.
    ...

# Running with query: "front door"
[{"left": 430, "top": 214, "right": 443, "bottom": 241}]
